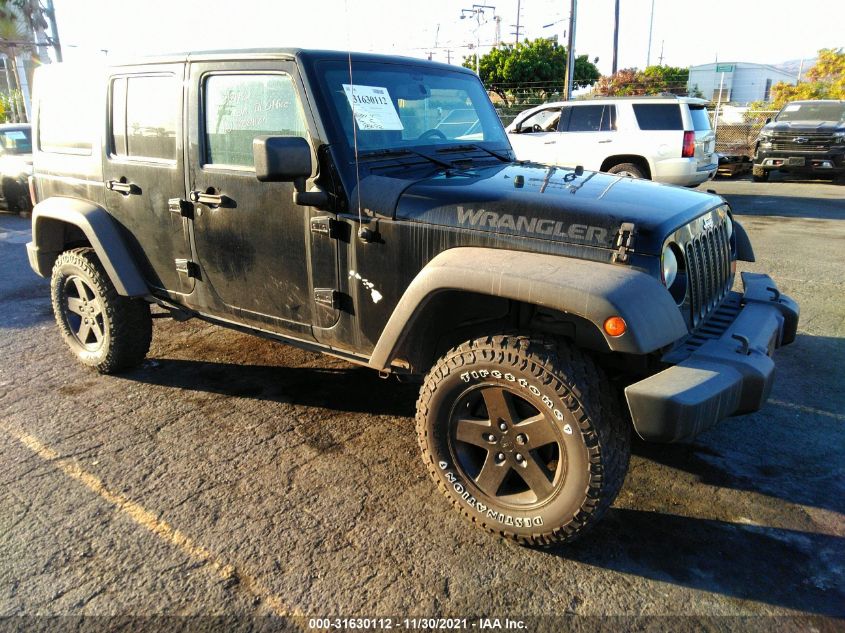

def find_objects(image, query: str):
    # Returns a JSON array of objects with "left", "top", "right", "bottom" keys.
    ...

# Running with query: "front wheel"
[
  {"left": 751, "top": 165, "right": 769, "bottom": 182},
  {"left": 416, "top": 334, "right": 630, "bottom": 546},
  {"left": 51, "top": 247, "right": 152, "bottom": 373}
]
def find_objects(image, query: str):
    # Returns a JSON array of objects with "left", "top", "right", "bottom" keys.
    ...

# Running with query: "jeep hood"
[{"left": 383, "top": 163, "right": 722, "bottom": 255}]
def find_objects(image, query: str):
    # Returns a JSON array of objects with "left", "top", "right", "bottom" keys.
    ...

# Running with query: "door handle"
[
  {"left": 189, "top": 190, "right": 231, "bottom": 208},
  {"left": 106, "top": 179, "right": 140, "bottom": 195},
  {"left": 598, "top": 139, "right": 613, "bottom": 144},
  {"left": 543, "top": 141, "right": 557, "bottom": 145}
]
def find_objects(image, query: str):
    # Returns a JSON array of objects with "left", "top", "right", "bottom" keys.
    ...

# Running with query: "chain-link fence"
[{"left": 709, "top": 109, "right": 778, "bottom": 158}]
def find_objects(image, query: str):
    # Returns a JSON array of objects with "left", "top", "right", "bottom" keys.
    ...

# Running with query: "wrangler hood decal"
[{"left": 391, "top": 163, "right": 721, "bottom": 254}]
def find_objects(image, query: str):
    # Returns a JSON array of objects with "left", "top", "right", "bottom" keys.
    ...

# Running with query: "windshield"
[
  {"left": 776, "top": 102, "right": 845, "bottom": 122},
  {"left": 315, "top": 61, "right": 508, "bottom": 154},
  {"left": 0, "top": 127, "right": 32, "bottom": 154}
]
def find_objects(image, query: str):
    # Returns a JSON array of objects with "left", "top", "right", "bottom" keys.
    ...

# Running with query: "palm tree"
[{"left": 0, "top": 15, "right": 28, "bottom": 122}]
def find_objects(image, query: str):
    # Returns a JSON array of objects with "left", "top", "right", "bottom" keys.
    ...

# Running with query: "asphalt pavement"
[{"left": 1, "top": 174, "right": 843, "bottom": 630}]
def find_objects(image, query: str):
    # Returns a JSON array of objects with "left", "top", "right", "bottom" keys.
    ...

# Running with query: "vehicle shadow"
[
  {"left": 633, "top": 332, "right": 845, "bottom": 516},
  {"left": 718, "top": 193, "right": 845, "bottom": 220},
  {"left": 548, "top": 507, "right": 845, "bottom": 617},
  {"left": 0, "top": 217, "right": 53, "bottom": 330},
  {"left": 125, "top": 357, "right": 419, "bottom": 418}
]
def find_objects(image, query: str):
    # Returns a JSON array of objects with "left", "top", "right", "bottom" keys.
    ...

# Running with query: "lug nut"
[
  {"left": 496, "top": 452, "right": 505, "bottom": 462},
  {"left": 516, "top": 434, "right": 527, "bottom": 445},
  {"left": 485, "top": 433, "right": 496, "bottom": 443},
  {"left": 515, "top": 453, "right": 524, "bottom": 463},
  {"left": 498, "top": 421, "right": 507, "bottom": 431}
]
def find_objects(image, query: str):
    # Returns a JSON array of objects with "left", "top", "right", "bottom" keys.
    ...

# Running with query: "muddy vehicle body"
[{"left": 27, "top": 50, "right": 798, "bottom": 544}]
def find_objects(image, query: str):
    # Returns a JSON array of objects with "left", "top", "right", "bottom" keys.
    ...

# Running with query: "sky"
[{"left": 53, "top": 0, "right": 844, "bottom": 75}]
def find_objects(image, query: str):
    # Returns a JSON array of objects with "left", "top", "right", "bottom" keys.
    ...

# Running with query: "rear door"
[
  {"left": 103, "top": 65, "right": 193, "bottom": 295},
  {"left": 554, "top": 104, "right": 616, "bottom": 170}
]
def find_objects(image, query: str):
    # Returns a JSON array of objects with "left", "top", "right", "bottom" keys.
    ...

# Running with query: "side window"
[
  {"left": 566, "top": 105, "right": 615, "bottom": 132},
  {"left": 632, "top": 104, "right": 683, "bottom": 131},
  {"left": 203, "top": 73, "right": 308, "bottom": 167},
  {"left": 110, "top": 74, "right": 178, "bottom": 161},
  {"left": 38, "top": 72, "right": 95, "bottom": 155},
  {"left": 519, "top": 108, "right": 561, "bottom": 133}
]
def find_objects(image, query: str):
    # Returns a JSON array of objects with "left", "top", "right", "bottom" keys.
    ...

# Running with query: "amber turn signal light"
[{"left": 603, "top": 316, "right": 627, "bottom": 337}]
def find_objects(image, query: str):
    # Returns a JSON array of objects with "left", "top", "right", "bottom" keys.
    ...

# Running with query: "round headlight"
[
  {"left": 725, "top": 214, "right": 733, "bottom": 239},
  {"left": 662, "top": 245, "right": 678, "bottom": 288}
]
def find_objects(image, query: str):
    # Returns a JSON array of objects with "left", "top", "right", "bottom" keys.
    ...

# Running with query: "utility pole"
[
  {"left": 658, "top": 40, "right": 664, "bottom": 66},
  {"left": 646, "top": 0, "right": 655, "bottom": 67},
  {"left": 514, "top": 0, "right": 521, "bottom": 44},
  {"left": 611, "top": 0, "right": 620, "bottom": 75},
  {"left": 563, "top": 0, "right": 577, "bottom": 100},
  {"left": 460, "top": 4, "right": 496, "bottom": 77},
  {"left": 446, "top": 49, "right": 452, "bottom": 64},
  {"left": 44, "top": 0, "right": 63, "bottom": 62}
]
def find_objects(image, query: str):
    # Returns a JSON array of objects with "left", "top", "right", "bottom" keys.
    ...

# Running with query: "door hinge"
[
  {"left": 310, "top": 216, "right": 342, "bottom": 239},
  {"left": 168, "top": 197, "right": 193, "bottom": 219},
  {"left": 612, "top": 222, "right": 636, "bottom": 264},
  {"left": 314, "top": 288, "right": 340, "bottom": 309},
  {"left": 175, "top": 258, "right": 200, "bottom": 279}
]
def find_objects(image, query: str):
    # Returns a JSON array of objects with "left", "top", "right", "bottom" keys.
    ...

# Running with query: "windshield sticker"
[
  {"left": 342, "top": 84, "right": 404, "bottom": 131},
  {"left": 783, "top": 105, "right": 801, "bottom": 112}
]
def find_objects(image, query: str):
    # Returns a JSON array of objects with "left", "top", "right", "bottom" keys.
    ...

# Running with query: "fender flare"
[
  {"left": 369, "top": 247, "right": 688, "bottom": 371},
  {"left": 28, "top": 197, "right": 149, "bottom": 297},
  {"left": 733, "top": 219, "right": 755, "bottom": 262}
]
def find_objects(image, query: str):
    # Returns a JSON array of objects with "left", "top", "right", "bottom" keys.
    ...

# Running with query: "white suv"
[{"left": 506, "top": 96, "right": 717, "bottom": 187}]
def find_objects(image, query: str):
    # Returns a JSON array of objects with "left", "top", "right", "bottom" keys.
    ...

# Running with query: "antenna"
[{"left": 344, "top": 0, "right": 364, "bottom": 229}]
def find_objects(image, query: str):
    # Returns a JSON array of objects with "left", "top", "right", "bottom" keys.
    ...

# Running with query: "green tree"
[
  {"left": 594, "top": 65, "right": 690, "bottom": 96},
  {"left": 463, "top": 38, "right": 600, "bottom": 106}
]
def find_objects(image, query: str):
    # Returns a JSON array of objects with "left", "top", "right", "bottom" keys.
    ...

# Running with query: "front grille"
[
  {"left": 771, "top": 133, "right": 834, "bottom": 153},
  {"left": 684, "top": 218, "right": 732, "bottom": 327}
]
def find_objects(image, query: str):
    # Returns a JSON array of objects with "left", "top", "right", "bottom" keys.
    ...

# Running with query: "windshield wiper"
[
  {"left": 358, "top": 148, "right": 454, "bottom": 169},
  {"left": 440, "top": 143, "right": 512, "bottom": 162}
]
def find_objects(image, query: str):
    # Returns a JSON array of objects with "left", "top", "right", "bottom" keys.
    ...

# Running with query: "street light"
[{"left": 460, "top": 4, "right": 496, "bottom": 77}]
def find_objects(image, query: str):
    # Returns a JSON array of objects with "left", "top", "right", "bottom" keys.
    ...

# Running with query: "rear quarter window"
[
  {"left": 632, "top": 104, "right": 683, "bottom": 131},
  {"left": 689, "top": 106, "right": 711, "bottom": 131},
  {"left": 37, "top": 70, "right": 96, "bottom": 155}
]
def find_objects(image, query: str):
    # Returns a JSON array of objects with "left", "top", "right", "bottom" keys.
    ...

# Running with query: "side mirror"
[
  {"left": 765, "top": 117, "right": 772, "bottom": 124},
  {"left": 253, "top": 135, "right": 328, "bottom": 208},
  {"left": 253, "top": 135, "right": 312, "bottom": 182}
]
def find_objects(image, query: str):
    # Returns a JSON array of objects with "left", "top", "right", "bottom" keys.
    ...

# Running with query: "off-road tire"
[
  {"left": 607, "top": 162, "right": 645, "bottom": 179},
  {"left": 51, "top": 248, "right": 152, "bottom": 373},
  {"left": 416, "top": 333, "right": 630, "bottom": 546},
  {"left": 751, "top": 165, "right": 769, "bottom": 182}
]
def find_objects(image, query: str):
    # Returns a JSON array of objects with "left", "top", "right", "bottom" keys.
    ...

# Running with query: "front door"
[
  {"left": 103, "top": 65, "right": 193, "bottom": 295},
  {"left": 187, "top": 61, "right": 334, "bottom": 335}
]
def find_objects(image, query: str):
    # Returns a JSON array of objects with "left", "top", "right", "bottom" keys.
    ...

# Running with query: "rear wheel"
[
  {"left": 51, "top": 248, "right": 152, "bottom": 373},
  {"left": 607, "top": 162, "right": 645, "bottom": 179},
  {"left": 416, "top": 333, "right": 630, "bottom": 546}
]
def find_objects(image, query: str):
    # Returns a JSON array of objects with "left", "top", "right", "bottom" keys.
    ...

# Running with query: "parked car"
[
  {"left": 0, "top": 123, "right": 33, "bottom": 213},
  {"left": 752, "top": 100, "right": 845, "bottom": 182},
  {"left": 28, "top": 51, "right": 797, "bottom": 546},
  {"left": 506, "top": 96, "right": 717, "bottom": 187}
]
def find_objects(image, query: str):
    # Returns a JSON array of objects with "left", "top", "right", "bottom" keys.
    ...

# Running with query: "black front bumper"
[
  {"left": 754, "top": 148, "right": 845, "bottom": 173},
  {"left": 625, "top": 272, "right": 799, "bottom": 443}
]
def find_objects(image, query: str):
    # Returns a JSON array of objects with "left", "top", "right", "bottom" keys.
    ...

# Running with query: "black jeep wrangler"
[
  {"left": 27, "top": 50, "right": 798, "bottom": 545},
  {"left": 753, "top": 100, "right": 845, "bottom": 182}
]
